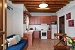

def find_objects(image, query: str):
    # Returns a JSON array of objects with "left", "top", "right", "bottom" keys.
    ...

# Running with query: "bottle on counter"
[
  {"left": 49, "top": 28, "right": 50, "bottom": 30},
  {"left": 35, "top": 27, "right": 36, "bottom": 30}
]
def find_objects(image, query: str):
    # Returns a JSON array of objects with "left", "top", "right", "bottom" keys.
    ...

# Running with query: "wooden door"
[
  {"left": 0, "top": 0, "right": 3, "bottom": 50},
  {"left": 59, "top": 16, "right": 65, "bottom": 33},
  {"left": 0, "top": 0, "right": 6, "bottom": 49},
  {"left": 0, "top": 0, "right": 3, "bottom": 31},
  {"left": 59, "top": 16, "right": 65, "bottom": 40}
]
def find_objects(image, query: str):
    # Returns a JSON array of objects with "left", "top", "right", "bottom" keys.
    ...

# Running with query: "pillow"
[
  {"left": 14, "top": 36, "right": 19, "bottom": 43},
  {"left": 7, "top": 38, "right": 13, "bottom": 42},
  {"left": 7, "top": 36, "right": 17, "bottom": 47},
  {"left": 17, "top": 35, "right": 21, "bottom": 41},
  {"left": 13, "top": 35, "right": 21, "bottom": 43}
]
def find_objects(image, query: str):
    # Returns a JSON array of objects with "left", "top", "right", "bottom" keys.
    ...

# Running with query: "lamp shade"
[{"left": 39, "top": 2, "right": 48, "bottom": 8}]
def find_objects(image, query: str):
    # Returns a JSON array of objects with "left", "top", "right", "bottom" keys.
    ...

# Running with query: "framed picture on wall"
[
  {"left": 68, "top": 20, "right": 74, "bottom": 27},
  {"left": 66, "top": 12, "right": 71, "bottom": 20}
]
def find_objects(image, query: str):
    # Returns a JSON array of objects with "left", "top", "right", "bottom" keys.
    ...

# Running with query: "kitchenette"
[
  {"left": 23, "top": 15, "right": 57, "bottom": 46},
  {"left": 23, "top": 24, "right": 51, "bottom": 46}
]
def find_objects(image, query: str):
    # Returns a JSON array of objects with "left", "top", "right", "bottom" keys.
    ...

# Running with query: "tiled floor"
[{"left": 27, "top": 39, "right": 60, "bottom": 50}]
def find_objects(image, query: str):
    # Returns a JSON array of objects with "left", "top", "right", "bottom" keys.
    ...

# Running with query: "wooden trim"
[
  {"left": 0, "top": 31, "right": 5, "bottom": 35},
  {"left": 0, "top": 0, "right": 3, "bottom": 31},
  {"left": 5, "top": 0, "right": 7, "bottom": 38}
]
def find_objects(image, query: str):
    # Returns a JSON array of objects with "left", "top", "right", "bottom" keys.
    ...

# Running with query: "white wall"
[
  {"left": 13, "top": 4, "right": 23, "bottom": 37},
  {"left": 7, "top": 1, "right": 13, "bottom": 36},
  {"left": 29, "top": 25, "right": 49, "bottom": 31},
  {"left": 7, "top": 0, "right": 24, "bottom": 37},
  {"left": 56, "top": 1, "right": 75, "bottom": 37}
]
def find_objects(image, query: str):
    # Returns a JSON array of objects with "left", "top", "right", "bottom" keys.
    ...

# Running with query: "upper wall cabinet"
[
  {"left": 0, "top": 0, "right": 3, "bottom": 31},
  {"left": 29, "top": 16, "right": 57, "bottom": 25},
  {"left": 51, "top": 16, "right": 57, "bottom": 22}
]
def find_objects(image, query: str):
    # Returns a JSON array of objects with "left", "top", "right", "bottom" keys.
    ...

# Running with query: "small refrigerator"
[{"left": 51, "top": 24, "right": 57, "bottom": 39}]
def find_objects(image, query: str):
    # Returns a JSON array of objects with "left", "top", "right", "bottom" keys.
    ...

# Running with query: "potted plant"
[{"left": 64, "top": 36, "right": 75, "bottom": 50}]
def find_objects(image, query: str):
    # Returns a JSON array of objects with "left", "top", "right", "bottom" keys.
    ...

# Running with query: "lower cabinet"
[
  {"left": 33, "top": 31, "right": 51, "bottom": 39},
  {"left": 47, "top": 31, "right": 51, "bottom": 39},
  {"left": 34, "top": 31, "right": 40, "bottom": 39},
  {"left": 23, "top": 33, "right": 34, "bottom": 46}
]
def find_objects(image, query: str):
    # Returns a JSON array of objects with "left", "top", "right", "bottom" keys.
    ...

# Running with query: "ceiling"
[{"left": 10, "top": 0, "right": 74, "bottom": 13}]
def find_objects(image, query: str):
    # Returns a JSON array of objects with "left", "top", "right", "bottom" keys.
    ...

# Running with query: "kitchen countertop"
[
  {"left": 24, "top": 30, "right": 51, "bottom": 34},
  {"left": 47, "top": 30, "right": 51, "bottom": 31},
  {"left": 24, "top": 30, "right": 34, "bottom": 34}
]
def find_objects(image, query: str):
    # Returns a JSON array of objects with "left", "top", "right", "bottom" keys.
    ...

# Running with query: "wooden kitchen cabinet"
[
  {"left": 29, "top": 17, "right": 35, "bottom": 25},
  {"left": 29, "top": 16, "right": 57, "bottom": 25},
  {"left": 37, "top": 17, "right": 41, "bottom": 24},
  {"left": 47, "top": 31, "right": 51, "bottom": 39},
  {"left": 23, "top": 33, "right": 34, "bottom": 46},
  {"left": 46, "top": 17, "right": 51, "bottom": 25},
  {"left": 51, "top": 16, "right": 57, "bottom": 22},
  {"left": 34, "top": 31, "right": 40, "bottom": 39}
]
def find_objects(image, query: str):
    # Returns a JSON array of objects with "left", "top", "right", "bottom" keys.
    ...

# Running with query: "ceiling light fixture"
[{"left": 39, "top": 0, "right": 48, "bottom": 8}]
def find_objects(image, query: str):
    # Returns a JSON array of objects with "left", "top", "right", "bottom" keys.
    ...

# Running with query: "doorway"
[{"left": 59, "top": 16, "right": 65, "bottom": 39}]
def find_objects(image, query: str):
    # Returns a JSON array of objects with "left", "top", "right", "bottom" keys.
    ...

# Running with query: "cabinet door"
[
  {"left": 53, "top": 16, "right": 57, "bottom": 22},
  {"left": 43, "top": 17, "right": 46, "bottom": 24},
  {"left": 46, "top": 17, "right": 51, "bottom": 25},
  {"left": 37, "top": 17, "right": 41, "bottom": 24},
  {"left": 40, "top": 16, "right": 43, "bottom": 24},
  {"left": 51, "top": 16, "right": 57, "bottom": 22},
  {"left": 34, "top": 17, "right": 38, "bottom": 25},
  {"left": 34, "top": 31, "right": 39, "bottom": 38},
  {"left": 0, "top": 0, "right": 3, "bottom": 31},
  {"left": 29, "top": 17, "right": 35, "bottom": 25},
  {"left": 47, "top": 31, "right": 51, "bottom": 39}
]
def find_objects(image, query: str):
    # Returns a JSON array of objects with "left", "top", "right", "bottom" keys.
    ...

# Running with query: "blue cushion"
[{"left": 7, "top": 39, "right": 28, "bottom": 50}]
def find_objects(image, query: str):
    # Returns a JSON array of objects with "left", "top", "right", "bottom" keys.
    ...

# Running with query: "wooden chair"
[
  {"left": 54, "top": 33, "right": 70, "bottom": 50},
  {"left": 54, "top": 33, "right": 67, "bottom": 46}
]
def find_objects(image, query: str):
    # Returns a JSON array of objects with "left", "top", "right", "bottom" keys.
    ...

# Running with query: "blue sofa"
[{"left": 6, "top": 34, "right": 28, "bottom": 50}]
